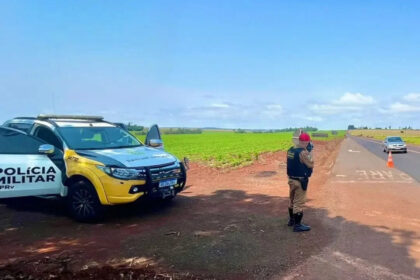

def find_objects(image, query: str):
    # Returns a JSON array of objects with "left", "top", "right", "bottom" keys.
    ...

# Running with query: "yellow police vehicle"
[{"left": 0, "top": 115, "right": 187, "bottom": 221}]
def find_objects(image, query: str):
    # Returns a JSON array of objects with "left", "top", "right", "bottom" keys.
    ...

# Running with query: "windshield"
[
  {"left": 58, "top": 126, "right": 142, "bottom": 150},
  {"left": 388, "top": 137, "right": 403, "bottom": 142}
]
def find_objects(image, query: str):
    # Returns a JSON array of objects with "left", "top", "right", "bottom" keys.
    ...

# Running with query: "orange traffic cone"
[{"left": 387, "top": 151, "right": 394, "bottom": 168}]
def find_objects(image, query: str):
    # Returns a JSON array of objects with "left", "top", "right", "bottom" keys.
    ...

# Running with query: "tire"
[{"left": 67, "top": 180, "right": 104, "bottom": 222}]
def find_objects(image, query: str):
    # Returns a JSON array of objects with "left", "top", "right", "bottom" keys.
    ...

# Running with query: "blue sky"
[{"left": 1, "top": 0, "right": 419, "bottom": 129}]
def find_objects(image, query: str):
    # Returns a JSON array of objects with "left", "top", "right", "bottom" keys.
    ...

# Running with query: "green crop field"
[
  {"left": 349, "top": 129, "right": 420, "bottom": 145},
  {"left": 133, "top": 130, "right": 345, "bottom": 168}
]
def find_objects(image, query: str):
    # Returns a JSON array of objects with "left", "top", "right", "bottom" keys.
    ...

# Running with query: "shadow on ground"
[{"left": 0, "top": 188, "right": 419, "bottom": 279}]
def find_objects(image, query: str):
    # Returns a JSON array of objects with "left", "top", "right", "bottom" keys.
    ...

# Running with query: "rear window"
[
  {"left": 0, "top": 128, "right": 45, "bottom": 154},
  {"left": 6, "top": 122, "right": 33, "bottom": 133}
]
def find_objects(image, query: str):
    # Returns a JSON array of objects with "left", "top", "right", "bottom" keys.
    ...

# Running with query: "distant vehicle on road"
[{"left": 383, "top": 136, "right": 407, "bottom": 153}]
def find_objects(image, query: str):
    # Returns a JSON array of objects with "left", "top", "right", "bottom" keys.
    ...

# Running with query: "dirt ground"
[{"left": 0, "top": 140, "right": 341, "bottom": 279}]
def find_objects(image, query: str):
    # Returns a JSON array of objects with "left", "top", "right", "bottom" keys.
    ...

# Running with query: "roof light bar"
[{"left": 37, "top": 115, "right": 104, "bottom": 121}]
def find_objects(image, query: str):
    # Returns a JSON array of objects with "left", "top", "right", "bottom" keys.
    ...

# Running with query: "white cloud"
[
  {"left": 210, "top": 103, "right": 230, "bottom": 108},
  {"left": 309, "top": 92, "right": 376, "bottom": 115},
  {"left": 403, "top": 93, "right": 420, "bottom": 103},
  {"left": 388, "top": 102, "right": 420, "bottom": 113},
  {"left": 309, "top": 104, "right": 361, "bottom": 115},
  {"left": 292, "top": 114, "right": 324, "bottom": 122},
  {"left": 265, "top": 104, "right": 283, "bottom": 111},
  {"left": 332, "top": 92, "right": 375, "bottom": 105},
  {"left": 261, "top": 104, "right": 283, "bottom": 119},
  {"left": 302, "top": 116, "right": 324, "bottom": 122}
]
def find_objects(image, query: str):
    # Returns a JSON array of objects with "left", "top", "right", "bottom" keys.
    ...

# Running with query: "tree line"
[
  {"left": 126, "top": 123, "right": 202, "bottom": 135},
  {"left": 234, "top": 126, "right": 319, "bottom": 133},
  {"left": 348, "top": 125, "right": 414, "bottom": 130}
]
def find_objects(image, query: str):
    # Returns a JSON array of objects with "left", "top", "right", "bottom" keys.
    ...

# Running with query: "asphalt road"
[
  {"left": 282, "top": 137, "right": 420, "bottom": 280},
  {"left": 351, "top": 136, "right": 420, "bottom": 182}
]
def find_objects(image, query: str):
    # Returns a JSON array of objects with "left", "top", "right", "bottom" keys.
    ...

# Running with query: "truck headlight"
[{"left": 97, "top": 166, "right": 146, "bottom": 180}]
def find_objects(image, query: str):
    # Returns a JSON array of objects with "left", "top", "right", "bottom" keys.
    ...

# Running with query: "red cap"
[{"left": 299, "top": 132, "right": 311, "bottom": 142}]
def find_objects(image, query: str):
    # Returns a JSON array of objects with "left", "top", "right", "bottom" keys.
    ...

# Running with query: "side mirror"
[
  {"left": 148, "top": 139, "right": 163, "bottom": 148},
  {"left": 39, "top": 144, "right": 55, "bottom": 155}
]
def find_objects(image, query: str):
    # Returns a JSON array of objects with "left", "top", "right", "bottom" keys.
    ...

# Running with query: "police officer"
[{"left": 286, "top": 132, "right": 314, "bottom": 232}]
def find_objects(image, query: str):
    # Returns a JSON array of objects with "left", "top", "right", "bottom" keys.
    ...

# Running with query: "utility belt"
[{"left": 289, "top": 176, "right": 309, "bottom": 191}]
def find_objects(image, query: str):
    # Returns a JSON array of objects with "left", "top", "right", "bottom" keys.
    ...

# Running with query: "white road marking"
[
  {"left": 350, "top": 169, "right": 414, "bottom": 182},
  {"left": 348, "top": 149, "right": 360, "bottom": 153},
  {"left": 333, "top": 169, "right": 414, "bottom": 183},
  {"left": 329, "top": 251, "right": 418, "bottom": 280}
]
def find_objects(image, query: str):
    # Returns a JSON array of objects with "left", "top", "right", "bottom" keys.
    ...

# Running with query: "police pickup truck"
[{"left": 0, "top": 115, "right": 187, "bottom": 221}]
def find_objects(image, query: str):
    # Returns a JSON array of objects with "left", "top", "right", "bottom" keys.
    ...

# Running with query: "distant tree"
[
  {"left": 303, "top": 126, "right": 318, "bottom": 132},
  {"left": 126, "top": 123, "right": 145, "bottom": 132},
  {"left": 164, "top": 128, "right": 202, "bottom": 134},
  {"left": 347, "top": 125, "right": 356, "bottom": 130},
  {"left": 274, "top": 126, "right": 318, "bottom": 132}
]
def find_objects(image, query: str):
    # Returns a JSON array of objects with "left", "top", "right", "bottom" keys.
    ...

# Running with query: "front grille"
[
  {"left": 149, "top": 165, "right": 181, "bottom": 182},
  {"left": 135, "top": 162, "right": 187, "bottom": 196}
]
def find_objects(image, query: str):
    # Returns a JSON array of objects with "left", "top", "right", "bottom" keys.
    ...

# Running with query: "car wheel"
[{"left": 67, "top": 180, "right": 104, "bottom": 222}]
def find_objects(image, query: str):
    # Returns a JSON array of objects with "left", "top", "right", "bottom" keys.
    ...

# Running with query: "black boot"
[
  {"left": 293, "top": 212, "right": 311, "bottom": 232},
  {"left": 287, "top": 208, "right": 295, "bottom": 226}
]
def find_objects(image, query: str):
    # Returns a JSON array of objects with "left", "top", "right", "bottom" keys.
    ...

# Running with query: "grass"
[
  {"left": 349, "top": 129, "right": 420, "bottom": 145},
  {"left": 132, "top": 130, "right": 345, "bottom": 168}
]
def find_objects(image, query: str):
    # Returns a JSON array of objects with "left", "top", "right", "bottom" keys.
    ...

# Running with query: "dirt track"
[
  {"left": 0, "top": 139, "right": 340, "bottom": 279},
  {"left": 4, "top": 137, "right": 418, "bottom": 279}
]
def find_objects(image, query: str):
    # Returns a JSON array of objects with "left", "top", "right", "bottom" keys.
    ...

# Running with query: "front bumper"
[
  {"left": 388, "top": 147, "right": 407, "bottom": 152},
  {"left": 130, "top": 178, "right": 185, "bottom": 199},
  {"left": 134, "top": 162, "right": 187, "bottom": 199},
  {"left": 100, "top": 162, "right": 187, "bottom": 204}
]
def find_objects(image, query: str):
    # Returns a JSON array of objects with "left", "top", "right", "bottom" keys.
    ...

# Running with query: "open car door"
[
  {"left": 145, "top": 124, "right": 164, "bottom": 150},
  {"left": 0, "top": 128, "right": 64, "bottom": 198}
]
